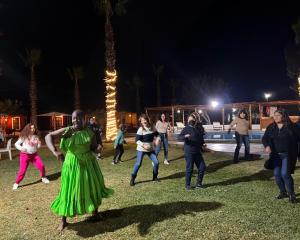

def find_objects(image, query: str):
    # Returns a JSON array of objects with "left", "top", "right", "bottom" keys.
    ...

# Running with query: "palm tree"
[
  {"left": 19, "top": 48, "right": 41, "bottom": 126},
  {"left": 132, "top": 74, "right": 143, "bottom": 114},
  {"left": 170, "top": 78, "right": 178, "bottom": 104},
  {"left": 67, "top": 66, "right": 84, "bottom": 109},
  {"left": 152, "top": 64, "right": 164, "bottom": 106},
  {"left": 94, "top": 0, "right": 127, "bottom": 141}
]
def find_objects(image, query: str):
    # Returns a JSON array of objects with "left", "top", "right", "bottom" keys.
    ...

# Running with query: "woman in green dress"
[{"left": 45, "top": 110, "right": 114, "bottom": 231}]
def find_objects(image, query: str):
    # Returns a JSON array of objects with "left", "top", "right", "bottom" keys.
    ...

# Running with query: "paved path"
[{"left": 126, "top": 137, "right": 267, "bottom": 155}]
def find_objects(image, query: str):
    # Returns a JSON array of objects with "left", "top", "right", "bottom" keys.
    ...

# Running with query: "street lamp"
[
  {"left": 211, "top": 100, "right": 219, "bottom": 108},
  {"left": 264, "top": 93, "right": 271, "bottom": 102},
  {"left": 177, "top": 109, "right": 181, "bottom": 114}
]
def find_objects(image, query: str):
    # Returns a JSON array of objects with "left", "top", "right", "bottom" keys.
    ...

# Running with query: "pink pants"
[{"left": 15, "top": 152, "right": 46, "bottom": 184}]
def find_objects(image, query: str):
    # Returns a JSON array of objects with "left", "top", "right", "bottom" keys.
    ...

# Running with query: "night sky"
[{"left": 0, "top": 0, "right": 300, "bottom": 113}]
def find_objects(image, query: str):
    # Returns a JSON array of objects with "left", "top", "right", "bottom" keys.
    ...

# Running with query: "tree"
[
  {"left": 132, "top": 74, "right": 143, "bottom": 114},
  {"left": 67, "top": 66, "right": 84, "bottom": 109},
  {"left": 170, "top": 78, "right": 179, "bottom": 104},
  {"left": 0, "top": 99, "right": 24, "bottom": 115},
  {"left": 19, "top": 48, "right": 41, "bottom": 126},
  {"left": 94, "top": 0, "right": 127, "bottom": 141},
  {"left": 152, "top": 64, "right": 164, "bottom": 106}
]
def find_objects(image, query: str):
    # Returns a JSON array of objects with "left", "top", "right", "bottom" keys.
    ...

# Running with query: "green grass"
[{"left": 0, "top": 143, "right": 300, "bottom": 240}]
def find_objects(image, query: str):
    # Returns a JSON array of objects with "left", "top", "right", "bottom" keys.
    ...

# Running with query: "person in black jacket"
[
  {"left": 262, "top": 109, "right": 300, "bottom": 204},
  {"left": 179, "top": 113, "right": 206, "bottom": 190}
]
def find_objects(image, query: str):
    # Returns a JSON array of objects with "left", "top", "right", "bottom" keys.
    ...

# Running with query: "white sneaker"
[
  {"left": 41, "top": 177, "right": 50, "bottom": 184},
  {"left": 164, "top": 159, "right": 170, "bottom": 165},
  {"left": 12, "top": 183, "right": 18, "bottom": 191}
]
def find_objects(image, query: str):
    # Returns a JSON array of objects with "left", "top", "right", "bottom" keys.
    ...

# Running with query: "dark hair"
[
  {"left": 20, "top": 123, "right": 37, "bottom": 138},
  {"left": 158, "top": 112, "right": 167, "bottom": 122},
  {"left": 189, "top": 112, "right": 201, "bottom": 123},
  {"left": 139, "top": 113, "right": 151, "bottom": 129},
  {"left": 238, "top": 109, "right": 248, "bottom": 119},
  {"left": 119, "top": 124, "right": 126, "bottom": 131},
  {"left": 73, "top": 109, "right": 84, "bottom": 118},
  {"left": 273, "top": 109, "right": 292, "bottom": 127}
]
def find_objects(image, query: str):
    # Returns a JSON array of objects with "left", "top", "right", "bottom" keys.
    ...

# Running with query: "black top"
[
  {"left": 272, "top": 125, "right": 290, "bottom": 153},
  {"left": 87, "top": 123, "right": 102, "bottom": 145},
  {"left": 179, "top": 125, "right": 204, "bottom": 153}
]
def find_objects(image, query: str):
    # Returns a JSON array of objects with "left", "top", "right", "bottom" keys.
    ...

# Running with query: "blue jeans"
[
  {"left": 132, "top": 151, "right": 159, "bottom": 177},
  {"left": 184, "top": 151, "right": 206, "bottom": 187},
  {"left": 234, "top": 132, "right": 250, "bottom": 161},
  {"left": 155, "top": 133, "right": 168, "bottom": 160},
  {"left": 273, "top": 153, "right": 294, "bottom": 193}
]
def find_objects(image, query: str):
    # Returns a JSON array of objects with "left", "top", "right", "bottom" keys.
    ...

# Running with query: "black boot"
[
  {"left": 130, "top": 175, "right": 136, "bottom": 186},
  {"left": 288, "top": 192, "right": 297, "bottom": 204},
  {"left": 276, "top": 191, "right": 288, "bottom": 199},
  {"left": 152, "top": 172, "right": 160, "bottom": 182}
]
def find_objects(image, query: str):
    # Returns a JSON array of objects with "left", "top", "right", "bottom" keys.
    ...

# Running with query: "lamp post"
[{"left": 264, "top": 93, "right": 271, "bottom": 102}]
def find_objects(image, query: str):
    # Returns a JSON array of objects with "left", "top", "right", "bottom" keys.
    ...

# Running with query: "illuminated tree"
[{"left": 94, "top": 0, "right": 127, "bottom": 140}]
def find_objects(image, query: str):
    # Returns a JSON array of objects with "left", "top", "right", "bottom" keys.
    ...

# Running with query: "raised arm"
[{"left": 45, "top": 127, "right": 67, "bottom": 159}]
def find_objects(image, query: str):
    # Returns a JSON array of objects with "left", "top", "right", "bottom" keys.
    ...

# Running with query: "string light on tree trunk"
[{"left": 104, "top": 69, "right": 118, "bottom": 141}]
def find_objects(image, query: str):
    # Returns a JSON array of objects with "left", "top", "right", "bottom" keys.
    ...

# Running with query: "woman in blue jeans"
[
  {"left": 130, "top": 114, "right": 160, "bottom": 186},
  {"left": 155, "top": 113, "right": 171, "bottom": 165},
  {"left": 262, "top": 109, "right": 300, "bottom": 204}
]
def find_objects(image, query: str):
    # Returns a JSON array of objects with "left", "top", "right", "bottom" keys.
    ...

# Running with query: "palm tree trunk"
[
  {"left": 104, "top": 18, "right": 118, "bottom": 141},
  {"left": 156, "top": 76, "right": 161, "bottom": 106},
  {"left": 136, "top": 87, "right": 141, "bottom": 114},
  {"left": 74, "top": 78, "right": 80, "bottom": 109},
  {"left": 30, "top": 64, "right": 37, "bottom": 126}
]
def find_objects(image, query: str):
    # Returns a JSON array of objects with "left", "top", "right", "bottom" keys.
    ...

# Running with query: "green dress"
[{"left": 51, "top": 127, "right": 114, "bottom": 217}]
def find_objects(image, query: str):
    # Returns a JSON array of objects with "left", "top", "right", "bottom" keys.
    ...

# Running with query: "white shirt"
[{"left": 15, "top": 135, "right": 41, "bottom": 154}]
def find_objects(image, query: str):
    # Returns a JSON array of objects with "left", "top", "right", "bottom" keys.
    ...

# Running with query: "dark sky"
[{"left": 0, "top": 0, "right": 300, "bottom": 113}]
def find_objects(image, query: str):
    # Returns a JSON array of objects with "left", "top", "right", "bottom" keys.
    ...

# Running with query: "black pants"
[
  {"left": 113, "top": 144, "right": 124, "bottom": 162},
  {"left": 184, "top": 151, "right": 206, "bottom": 187}
]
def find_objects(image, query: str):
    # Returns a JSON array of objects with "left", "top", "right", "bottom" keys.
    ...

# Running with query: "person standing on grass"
[
  {"left": 112, "top": 124, "right": 127, "bottom": 165},
  {"left": 13, "top": 123, "right": 50, "bottom": 191},
  {"left": 87, "top": 117, "right": 103, "bottom": 160},
  {"left": 179, "top": 113, "right": 206, "bottom": 190},
  {"left": 45, "top": 110, "right": 114, "bottom": 231},
  {"left": 155, "top": 113, "right": 171, "bottom": 165},
  {"left": 262, "top": 109, "right": 300, "bottom": 204},
  {"left": 130, "top": 113, "right": 161, "bottom": 186},
  {"left": 228, "top": 109, "right": 251, "bottom": 163}
]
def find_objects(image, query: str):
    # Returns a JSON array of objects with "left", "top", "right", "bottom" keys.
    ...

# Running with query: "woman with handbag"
[{"left": 262, "top": 109, "right": 300, "bottom": 204}]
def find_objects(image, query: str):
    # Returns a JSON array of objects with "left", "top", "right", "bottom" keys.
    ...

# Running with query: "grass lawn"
[{"left": 0, "top": 143, "right": 300, "bottom": 240}]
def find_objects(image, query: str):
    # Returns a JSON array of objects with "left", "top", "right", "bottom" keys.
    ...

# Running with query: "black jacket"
[
  {"left": 262, "top": 123, "right": 300, "bottom": 173},
  {"left": 179, "top": 125, "right": 204, "bottom": 153}
]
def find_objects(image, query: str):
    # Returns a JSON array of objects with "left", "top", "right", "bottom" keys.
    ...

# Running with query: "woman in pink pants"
[{"left": 13, "top": 123, "right": 49, "bottom": 190}]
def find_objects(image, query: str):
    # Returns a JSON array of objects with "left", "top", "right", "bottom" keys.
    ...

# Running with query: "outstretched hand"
[{"left": 54, "top": 151, "right": 64, "bottom": 162}]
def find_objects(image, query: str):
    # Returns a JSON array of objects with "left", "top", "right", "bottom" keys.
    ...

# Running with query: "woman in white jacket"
[{"left": 13, "top": 123, "right": 49, "bottom": 190}]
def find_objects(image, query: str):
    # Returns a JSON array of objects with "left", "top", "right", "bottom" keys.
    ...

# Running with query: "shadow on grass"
[
  {"left": 204, "top": 169, "right": 273, "bottom": 188},
  {"left": 168, "top": 155, "right": 184, "bottom": 162},
  {"left": 21, "top": 172, "right": 61, "bottom": 188},
  {"left": 68, "top": 201, "right": 223, "bottom": 237}
]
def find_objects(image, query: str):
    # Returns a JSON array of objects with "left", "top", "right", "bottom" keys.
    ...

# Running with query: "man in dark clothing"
[
  {"left": 179, "top": 113, "right": 206, "bottom": 190},
  {"left": 87, "top": 117, "right": 103, "bottom": 160}
]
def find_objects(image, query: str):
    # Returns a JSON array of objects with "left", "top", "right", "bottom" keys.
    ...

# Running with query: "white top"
[
  {"left": 155, "top": 120, "right": 171, "bottom": 134},
  {"left": 136, "top": 126, "right": 160, "bottom": 152},
  {"left": 15, "top": 135, "right": 41, "bottom": 154}
]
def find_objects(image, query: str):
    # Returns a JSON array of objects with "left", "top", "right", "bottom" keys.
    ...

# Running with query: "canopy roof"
[{"left": 37, "top": 112, "right": 71, "bottom": 117}]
